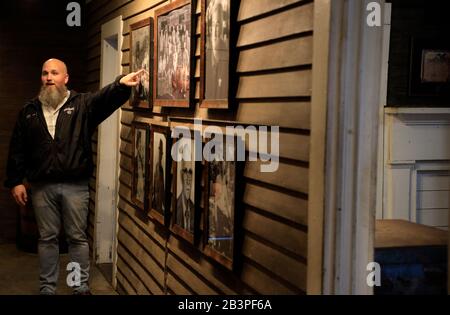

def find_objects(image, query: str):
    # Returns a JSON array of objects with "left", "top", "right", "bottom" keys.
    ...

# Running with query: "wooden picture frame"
[
  {"left": 154, "top": 0, "right": 195, "bottom": 107},
  {"left": 170, "top": 128, "right": 201, "bottom": 244},
  {"left": 202, "top": 134, "right": 241, "bottom": 270},
  {"left": 131, "top": 122, "right": 150, "bottom": 211},
  {"left": 149, "top": 125, "right": 172, "bottom": 226},
  {"left": 130, "top": 18, "right": 153, "bottom": 108},
  {"left": 200, "top": 0, "right": 237, "bottom": 109},
  {"left": 409, "top": 37, "right": 450, "bottom": 98}
]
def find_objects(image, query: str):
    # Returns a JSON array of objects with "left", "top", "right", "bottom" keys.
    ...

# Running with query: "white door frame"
[
  {"left": 322, "top": 0, "right": 387, "bottom": 295},
  {"left": 94, "top": 15, "right": 123, "bottom": 289}
]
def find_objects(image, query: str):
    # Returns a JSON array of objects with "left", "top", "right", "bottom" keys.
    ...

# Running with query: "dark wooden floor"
[{"left": 0, "top": 244, "right": 117, "bottom": 295}]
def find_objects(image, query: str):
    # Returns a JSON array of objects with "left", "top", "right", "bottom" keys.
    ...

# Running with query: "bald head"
[
  {"left": 41, "top": 58, "right": 69, "bottom": 89},
  {"left": 42, "top": 58, "right": 68, "bottom": 74}
]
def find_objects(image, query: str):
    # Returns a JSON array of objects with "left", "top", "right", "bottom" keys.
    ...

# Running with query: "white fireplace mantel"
[{"left": 382, "top": 107, "right": 450, "bottom": 229}]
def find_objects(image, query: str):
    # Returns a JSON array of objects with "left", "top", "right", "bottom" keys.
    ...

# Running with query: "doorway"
[
  {"left": 323, "top": 0, "right": 448, "bottom": 295},
  {"left": 94, "top": 16, "right": 123, "bottom": 289}
]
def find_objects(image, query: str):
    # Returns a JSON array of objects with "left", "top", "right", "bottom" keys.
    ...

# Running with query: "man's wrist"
[{"left": 117, "top": 74, "right": 127, "bottom": 86}]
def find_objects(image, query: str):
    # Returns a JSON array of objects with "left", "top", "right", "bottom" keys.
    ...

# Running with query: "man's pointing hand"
[{"left": 119, "top": 69, "right": 146, "bottom": 87}]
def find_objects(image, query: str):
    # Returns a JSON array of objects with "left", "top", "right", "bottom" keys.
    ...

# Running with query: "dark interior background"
[
  {"left": 0, "top": 0, "right": 87, "bottom": 242},
  {"left": 387, "top": 0, "right": 450, "bottom": 107}
]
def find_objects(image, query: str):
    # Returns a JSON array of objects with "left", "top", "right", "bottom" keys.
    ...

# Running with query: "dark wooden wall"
[
  {"left": 387, "top": 0, "right": 450, "bottom": 107},
  {"left": 0, "top": 0, "right": 86, "bottom": 243},
  {"left": 86, "top": 0, "right": 315, "bottom": 294}
]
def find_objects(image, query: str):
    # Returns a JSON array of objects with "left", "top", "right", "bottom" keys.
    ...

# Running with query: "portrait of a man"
[
  {"left": 151, "top": 132, "right": 167, "bottom": 216},
  {"left": 175, "top": 143, "right": 195, "bottom": 234},
  {"left": 132, "top": 124, "right": 148, "bottom": 209}
]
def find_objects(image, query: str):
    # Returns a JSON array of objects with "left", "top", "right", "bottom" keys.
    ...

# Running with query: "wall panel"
[{"left": 86, "top": 0, "right": 317, "bottom": 294}]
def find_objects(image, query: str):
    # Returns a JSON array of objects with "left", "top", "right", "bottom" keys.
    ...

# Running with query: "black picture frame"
[
  {"left": 130, "top": 18, "right": 153, "bottom": 108},
  {"left": 131, "top": 122, "right": 150, "bottom": 211},
  {"left": 409, "top": 37, "right": 450, "bottom": 98},
  {"left": 170, "top": 128, "right": 202, "bottom": 244},
  {"left": 149, "top": 124, "right": 172, "bottom": 226},
  {"left": 154, "top": 0, "right": 196, "bottom": 108}
]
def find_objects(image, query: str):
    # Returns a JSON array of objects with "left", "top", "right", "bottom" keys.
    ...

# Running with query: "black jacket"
[{"left": 4, "top": 75, "right": 131, "bottom": 188}]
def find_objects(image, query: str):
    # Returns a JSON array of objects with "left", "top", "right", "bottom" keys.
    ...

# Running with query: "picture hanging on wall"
[
  {"left": 130, "top": 18, "right": 153, "bottom": 108},
  {"left": 409, "top": 37, "right": 450, "bottom": 99},
  {"left": 131, "top": 122, "right": 150, "bottom": 211},
  {"left": 203, "top": 134, "right": 241, "bottom": 270},
  {"left": 154, "top": 0, "right": 195, "bottom": 107},
  {"left": 200, "top": 0, "right": 235, "bottom": 108},
  {"left": 149, "top": 124, "right": 172, "bottom": 226},
  {"left": 171, "top": 128, "right": 201, "bottom": 244}
]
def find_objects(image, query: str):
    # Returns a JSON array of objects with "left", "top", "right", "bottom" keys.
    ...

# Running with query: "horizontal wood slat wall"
[{"left": 86, "top": 0, "right": 315, "bottom": 294}]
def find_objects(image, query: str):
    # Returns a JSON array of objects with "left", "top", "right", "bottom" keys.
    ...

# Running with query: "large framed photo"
[
  {"left": 200, "top": 0, "right": 236, "bottom": 108},
  {"left": 409, "top": 37, "right": 450, "bottom": 98},
  {"left": 130, "top": 18, "right": 153, "bottom": 108},
  {"left": 149, "top": 125, "right": 172, "bottom": 226},
  {"left": 203, "top": 135, "right": 240, "bottom": 270},
  {"left": 154, "top": 0, "right": 195, "bottom": 107},
  {"left": 131, "top": 122, "right": 150, "bottom": 211},
  {"left": 171, "top": 129, "right": 201, "bottom": 243}
]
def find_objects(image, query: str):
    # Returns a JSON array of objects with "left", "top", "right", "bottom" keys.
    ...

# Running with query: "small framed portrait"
[
  {"left": 171, "top": 128, "right": 201, "bottom": 243},
  {"left": 154, "top": 0, "right": 195, "bottom": 107},
  {"left": 149, "top": 125, "right": 172, "bottom": 226},
  {"left": 203, "top": 134, "right": 241, "bottom": 270},
  {"left": 200, "top": 0, "right": 237, "bottom": 108},
  {"left": 409, "top": 37, "right": 450, "bottom": 98},
  {"left": 131, "top": 122, "right": 150, "bottom": 211},
  {"left": 130, "top": 18, "right": 153, "bottom": 108}
]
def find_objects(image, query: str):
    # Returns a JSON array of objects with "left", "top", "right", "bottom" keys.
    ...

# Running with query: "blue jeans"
[{"left": 31, "top": 180, "right": 90, "bottom": 294}]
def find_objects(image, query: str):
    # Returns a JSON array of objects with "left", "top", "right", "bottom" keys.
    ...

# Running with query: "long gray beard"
[{"left": 38, "top": 85, "right": 68, "bottom": 109}]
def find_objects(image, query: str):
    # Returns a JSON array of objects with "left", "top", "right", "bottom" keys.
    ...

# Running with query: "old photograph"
[
  {"left": 421, "top": 50, "right": 450, "bottom": 83},
  {"left": 131, "top": 123, "right": 149, "bottom": 211},
  {"left": 174, "top": 138, "right": 196, "bottom": 235},
  {"left": 204, "top": 0, "right": 230, "bottom": 101},
  {"left": 155, "top": 2, "right": 191, "bottom": 103},
  {"left": 207, "top": 159, "right": 235, "bottom": 262},
  {"left": 130, "top": 18, "right": 152, "bottom": 107},
  {"left": 150, "top": 126, "right": 170, "bottom": 224}
]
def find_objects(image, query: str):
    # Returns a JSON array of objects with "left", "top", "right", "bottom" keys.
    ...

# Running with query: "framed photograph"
[
  {"left": 149, "top": 125, "right": 172, "bottom": 226},
  {"left": 171, "top": 129, "right": 201, "bottom": 243},
  {"left": 131, "top": 122, "right": 150, "bottom": 211},
  {"left": 200, "top": 0, "right": 236, "bottom": 108},
  {"left": 154, "top": 0, "right": 195, "bottom": 107},
  {"left": 409, "top": 37, "right": 450, "bottom": 98},
  {"left": 130, "top": 18, "right": 153, "bottom": 108},
  {"left": 203, "top": 135, "right": 240, "bottom": 270}
]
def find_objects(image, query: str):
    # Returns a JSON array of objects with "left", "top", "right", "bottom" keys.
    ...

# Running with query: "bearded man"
[{"left": 4, "top": 58, "right": 143, "bottom": 295}]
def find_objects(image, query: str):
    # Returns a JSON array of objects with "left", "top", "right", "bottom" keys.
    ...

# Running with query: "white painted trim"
[
  {"left": 322, "top": 0, "right": 344, "bottom": 295},
  {"left": 323, "top": 0, "right": 386, "bottom": 295},
  {"left": 95, "top": 15, "right": 123, "bottom": 290}
]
